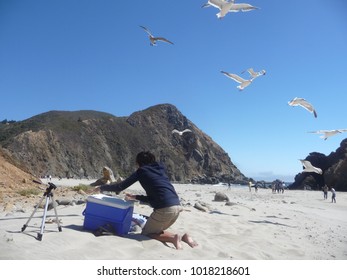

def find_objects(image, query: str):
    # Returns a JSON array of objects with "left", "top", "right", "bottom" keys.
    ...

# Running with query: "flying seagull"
[
  {"left": 221, "top": 71, "right": 253, "bottom": 91},
  {"left": 139, "top": 26, "right": 174, "bottom": 46},
  {"left": 204, "top": 0, "right": 234, "bottom": 18},
  {"left": 172, "top": 129, "right": 192, "bottom": 136},
  {"left": 288, "top": 97, "right": 317, "bottom": 118},
  {"left": 202, "top": 0, "right": 259, "bottom": 19},
  {"left": 242, "top": 68, "right": 266, "bottom": 79},
  {"left": 308, "top": 129, "right": 347, "bottom": 140},
  {"left": 299, "top": 160, "right": 323, "bottom": 175}
]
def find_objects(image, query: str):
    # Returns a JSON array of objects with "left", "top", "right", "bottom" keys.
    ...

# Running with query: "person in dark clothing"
[
  {"left": 94, "top": 151, "right": 198, "bottom": 250},
  {"left": 323, "top": 185, "right": 329, "bottom": 200}
]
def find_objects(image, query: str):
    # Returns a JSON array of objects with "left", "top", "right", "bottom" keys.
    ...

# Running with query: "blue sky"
[{"left": 0, "top": 0, "right": 346, "bottom": 182}]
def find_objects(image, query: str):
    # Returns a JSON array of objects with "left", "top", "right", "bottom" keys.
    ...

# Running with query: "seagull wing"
[
  {"left": 298, "top": 100, "right": 317, "bottom": 117},
  {"left": 247, "top": 68, "right": 257, "bottom": 77},
  {"left": 241, "top": 68, "right": 257, "bottom": 78},
  {"left": 297, "top": 99, "right": 314, "bottom": 111},
  {"left": 300, "top": 159, "right": 308, "bottom": 166},
  {"left": 172, "top": 129, "right": 179, "bottom": 134},
  {"left": 140, "top": 26, "right": 153, "bottom": 37},
  {"left": 182, "top": 129, "right": 192, "bottom": 133},
  {"left": 288, "top": 97, "right": 299, "bottom": 106},
  {"left": 155, "top": 37, "right": 174, "bottom": 45},
  {"left": 307, "top": 130, "right": 326, "bottom": 134},
  {"left": 221, "top": 71, "right": 246, "bottom": 83},
  {"left": 202, "top": 3, "right": 211, "bottom": 8},
  {"left": 208, "top": 0, "right": 230, "bottom": 9},
  {"left": 300, "top": 159, "right": 314, "bottom": 170},
  {"left": 238, "top": 4, "right": 259, "bottom": 12}
]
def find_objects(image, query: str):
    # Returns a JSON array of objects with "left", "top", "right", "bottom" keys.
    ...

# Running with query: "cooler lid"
[{"left": 87, "top": 194, "right": 134, "bottom": 209}]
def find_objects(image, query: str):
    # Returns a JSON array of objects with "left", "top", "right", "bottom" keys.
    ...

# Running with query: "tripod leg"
[
  {"left": 37, "top": 195, "right": 51, "bottom": 241},
  {"left": 21, "top": 195, "right": 46, "bottom": 232},
  {"left": 51, "top": 194, "right": 62, "bottom": 232}
]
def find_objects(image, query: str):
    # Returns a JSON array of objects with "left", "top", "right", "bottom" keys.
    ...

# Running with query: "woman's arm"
[
  {"left": 134, "top": 194, "right": 149, "bottom": 203},
  {"left": 99, "top": 171, "right": 138, "bottom": 193}
]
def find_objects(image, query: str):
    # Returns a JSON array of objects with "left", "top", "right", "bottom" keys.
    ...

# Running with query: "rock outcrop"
[
  {"left": 289, "top": 138, "right": 347, "bottom": 191},
  {"left": 0, "top": 104, "right": 248, "bottom": 185}
]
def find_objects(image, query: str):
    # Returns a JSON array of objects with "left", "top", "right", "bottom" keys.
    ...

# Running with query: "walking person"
[
  {"left": 248, "top": 181, "right": 252, "bottom": 192},
  {"left": 331, "top": 187, "right": 336, "bottom": 203},
  {"left": 93, "top": 151, "right": 198, "bottom": 250},
  {"left": 323, "top": 185, "right": 328, "bottom": 200}
]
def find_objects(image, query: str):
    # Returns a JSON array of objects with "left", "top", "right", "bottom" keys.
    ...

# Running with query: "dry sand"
[{"left": 0, "top": 178, "right": 346, "bottom": 260}]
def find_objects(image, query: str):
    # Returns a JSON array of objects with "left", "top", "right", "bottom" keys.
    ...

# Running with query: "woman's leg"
[
  {"left": 148, "top": 232, "right": 198, "bottom": 249},
  {"left": 148, "top": 232, "right": 182, "bottom": 250},
  {"left": 182, "top": 233, "right": 198, "bottom": 248},
  {"left": 142, "top": 206, "right": 182, "bottom": 249}
]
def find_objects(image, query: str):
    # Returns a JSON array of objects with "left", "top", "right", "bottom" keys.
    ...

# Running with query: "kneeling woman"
[{"left": 94, "top": 151, "right": 197, "bottom": 250}]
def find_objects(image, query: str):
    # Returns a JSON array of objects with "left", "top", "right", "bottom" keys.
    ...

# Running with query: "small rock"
[
  {"left": 214, "top": 192, "right": 229, "bottom": 202},
  {"left": 194, "top": 202, "right": 208, "bottom": 212}
]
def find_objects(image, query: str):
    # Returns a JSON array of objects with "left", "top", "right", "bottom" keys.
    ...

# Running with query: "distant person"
[
  {"left": 271, "top": 184, "right": 276, "bottom": 194},
  {"left": 248, "top": 181, "right": 252, "bottom": 192},
  {"left": 275, "top": 180, "right": 281, "bottom": 193},
  {"left": 281, "top": 182, "right": 285, "bottom": 193},
  {"left": 94, "top": 151, "right": 198, "bottom": 250},
  {"left": 331, "top": 187, "right": 336, "bottom": 203},
  {"left": 323, "top": 185, "right": 329, "bottom": 200}
]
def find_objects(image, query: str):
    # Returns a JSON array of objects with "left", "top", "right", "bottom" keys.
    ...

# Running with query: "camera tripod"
[{"left": 21, "top": 182, "right": 62, "bottom": 241}]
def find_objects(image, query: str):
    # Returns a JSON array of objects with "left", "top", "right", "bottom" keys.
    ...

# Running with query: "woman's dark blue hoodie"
[{"left": 99, "top": 162, "right": 180, "bottom": 209}]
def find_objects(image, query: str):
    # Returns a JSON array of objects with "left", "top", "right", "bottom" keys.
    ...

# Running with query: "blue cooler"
[{"left": 83, "top": 194, "right": 134, "bottom": 236}]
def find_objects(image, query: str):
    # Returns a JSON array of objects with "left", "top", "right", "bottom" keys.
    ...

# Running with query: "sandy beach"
[{"left": 0, "top": 178, "right": 346, "bottom": 261}]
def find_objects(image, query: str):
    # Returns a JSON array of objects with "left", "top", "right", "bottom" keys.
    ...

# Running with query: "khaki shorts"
[{"left": 141, "top": 205, "right": 182, "bottom": 235}]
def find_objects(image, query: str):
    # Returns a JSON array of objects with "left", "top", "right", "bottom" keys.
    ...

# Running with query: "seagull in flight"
[
  {"left": 202, "top": 0, "right": 259, "bottom": 19},
  {"left": 308, "top": 129, "right": 347, "bottom": 140},
  {"left": 299, "top": 160, "right": 323, "bottom": 175},
  {"left": 172, "top": 129, "right": 192, "bottom": 136},
  {"left": 221, "top": 71, "right": 253, "bottom": 91},
  {"left": 288, "top": 97, "right": 317, "bottom": 118},
  {"left": 139, "top": 26, "right": 174, "bottom": 46},
  {"left": 204, "top": 0, "right": 235, "bottom": 18},
  {"left": 242, "top": 68, "right": 266, "bottom": 79}
]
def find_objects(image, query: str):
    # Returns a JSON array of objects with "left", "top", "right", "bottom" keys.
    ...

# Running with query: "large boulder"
[{"left": 289, "top": 139, "right": 347, "bottom": 191}]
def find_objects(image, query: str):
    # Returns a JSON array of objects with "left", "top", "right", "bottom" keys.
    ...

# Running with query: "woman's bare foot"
[
  {"left": 182, "top": 233, "right": 198, "bottom": 248},
  {"left": 173, "top": 234, "right": 183, "bottom": 250}
]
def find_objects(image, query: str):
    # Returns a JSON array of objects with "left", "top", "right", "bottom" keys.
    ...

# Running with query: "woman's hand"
[
  {"left": 86, "top": 186, "right": 101, "bottom": 194},
  {"left": 124, "top": 193, "right": 137, "bottom": 201}
]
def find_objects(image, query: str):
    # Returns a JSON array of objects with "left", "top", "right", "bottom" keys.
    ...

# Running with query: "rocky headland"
[{"left": 0, "top": 104, "right": 247, "bottom": 186}]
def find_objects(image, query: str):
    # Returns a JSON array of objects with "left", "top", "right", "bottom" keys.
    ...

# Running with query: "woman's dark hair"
[{"left": 136, "top": 151, "right": 156, "bottom": 167}]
